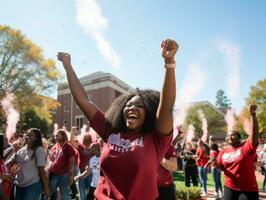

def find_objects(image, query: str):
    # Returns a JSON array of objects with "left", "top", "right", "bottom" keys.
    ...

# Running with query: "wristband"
[
  {"left": 164, "top": 63, "right": 176, "bottom": 69},
  {"left": 250, "top": 113, "right": 256, "bottom": 116}
]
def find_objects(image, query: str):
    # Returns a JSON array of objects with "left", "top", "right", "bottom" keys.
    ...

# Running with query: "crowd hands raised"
[{"left": 0, "top": 38, "right": 263, "bottom": 200}]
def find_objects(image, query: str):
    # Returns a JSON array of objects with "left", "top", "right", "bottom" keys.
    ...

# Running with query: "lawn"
[{"left": 173, "top": 170, "right": 263, "bottom": 189}]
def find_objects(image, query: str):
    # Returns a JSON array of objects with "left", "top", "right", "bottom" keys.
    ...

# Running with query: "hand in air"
[
  {"left": 57, "top": 52, "right": 71, "bottom": 68},
  {"left": 161, "top": 39, "right": 178, "bottom": 63}
]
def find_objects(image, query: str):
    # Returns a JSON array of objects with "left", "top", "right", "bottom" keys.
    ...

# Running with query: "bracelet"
[
  {"left": 250, "top": 113, "right": 256, "bottom": 116},
  {"left": 164, "top": 63, "right": 176, "bottom": 69}
]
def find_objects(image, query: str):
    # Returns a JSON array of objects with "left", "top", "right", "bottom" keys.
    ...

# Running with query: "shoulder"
[
  {"left": 36, "top": 146, "right": 46, "bottom": 154},
  {"left": 16, "top": 146, "right": 27, "bottom": 154}
]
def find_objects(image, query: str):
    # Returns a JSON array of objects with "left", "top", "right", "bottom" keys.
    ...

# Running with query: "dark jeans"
[
  {"left": 156, "top": 184, "right": 176, "bottom": 200},
  {"left": 86, "top": 186, "right": 96, "bottom": 200},
  {"left": 211, "top": 167, "right": 222, "bottom": 193},
  {"left": 184, "top": 165, "right": 198, "bottom": 187},
  {"left": 198, "top": 166, "right": 207, "bottom": 193},
  {"left": 224, "top": 186, "right": 259, "bottom": 200},
  {"left": 14, "top": 181, "right": 42, "bottom": 200}
]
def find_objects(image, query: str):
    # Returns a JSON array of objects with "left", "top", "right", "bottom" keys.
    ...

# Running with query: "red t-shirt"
[
  {"left": 217, "top": 140, "right": 258, "bottom": 192},
  {"left": 0, "top": 159, "right": 12, "bottom": 197},
  {"left": 78, "top": 144, "right": 93, "bottom": 172},
  {"left": 90, "top": 111, "right": 172, "bottom": 200},
  {"left": 196, "top": 147, "right": 209, "bottom": 167},
  {"left": 157, "top": 145, "right": 177, "bottom": 187},
  {"left": 210, "top": 150, "right": 219, "bottom": 168},
  {"left": 49, "top": 142, "right": 76, "bottom": 175}
]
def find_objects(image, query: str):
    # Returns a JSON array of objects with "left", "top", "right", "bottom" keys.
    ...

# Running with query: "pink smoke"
[
  {"left": 198, "top": 109, "right": 208, "bottom": 143},
  {"left": 0, "top": 93, "right": 20, "bottom": 141},
  {"left": 225, "top": 108, "right": 236, "bottom": 134},
  {"left": 186, "top": 124, "right": 195, "bottom": 143},
  {"left": 53, "top": 123, "right": 58, "bottom": 137},
  {"left": 243, "top": 118, "right": 250, "bottom": 135},
  {"left": 77, "top": 124, "right": 88, "bottom": 144},
  {"left": 174, "top": 107, "right": 188, "bottom": 127}
]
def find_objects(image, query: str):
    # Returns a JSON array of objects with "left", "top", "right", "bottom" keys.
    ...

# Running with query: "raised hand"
[
  {"left": 249, "top": 104, "right": 257, "bottom": 114},
  {"left": 57, "top": 52, "right": 71, "bottom": 68},
  {"left": 161, "top": 39, "right": 179, "bottom": 64}
]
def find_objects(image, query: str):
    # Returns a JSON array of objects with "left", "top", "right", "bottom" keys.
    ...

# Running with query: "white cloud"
[
  {"left": 75, "top": 0, "right": 122, "bottom": 69},
  {"left": 219, "top": 40, "right": 241, "bottom": 100}
]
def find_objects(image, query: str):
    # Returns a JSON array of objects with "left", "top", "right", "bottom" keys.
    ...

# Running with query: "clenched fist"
[{"left": 161, "top": 39, "right": 178, "bottom": 64}]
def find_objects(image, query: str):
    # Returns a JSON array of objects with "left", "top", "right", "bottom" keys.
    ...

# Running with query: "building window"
[
  {"left": 76, "top": 116, "right": 83, "bottom": 130},
  {"left": 64, "top": 106, "right": 69, "bottom": 113}
]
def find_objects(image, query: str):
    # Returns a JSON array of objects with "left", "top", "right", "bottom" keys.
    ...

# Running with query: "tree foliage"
[
  {"left": 184, "top": 103, "right": 226, "bottom": 139},
  {"left": 0, "top": 25, "right": 60, "bottom": 134},
  {"left": 215, "top": 89, "right": 231, "bottom": 110},
  {"left": 238, "top": 79, "right": 266, "bottom": 134},
  {"left": 18, "top": 109, "right": 50, "bottom": 136},
  {"left": 0, "top": 25, "right": 59, "bottom": 95}
]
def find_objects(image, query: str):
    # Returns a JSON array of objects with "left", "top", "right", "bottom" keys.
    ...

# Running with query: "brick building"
[{"left": 55, "top": 71, "right": 133, "bottom": 130}]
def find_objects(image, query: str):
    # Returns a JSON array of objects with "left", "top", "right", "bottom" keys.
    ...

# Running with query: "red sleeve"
[
  {"left": 165, "top": 145, "right": 177, "bottom": 159},
  {"left": 242, "top": 140, "right": 257, "bottom": 156},
  {"left": 90, "top": 110, "right": 109, "bottom": 142},
  {"left": 64, "top": 143, "right": 76, "bottom": 157},
  {"left": 153, "top": 130, "right": 173, "bottom": 163}
]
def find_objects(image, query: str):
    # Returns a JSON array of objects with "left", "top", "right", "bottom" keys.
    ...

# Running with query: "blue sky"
[{"left": 1, "top": 0, "right": 266, "bottom": 113}]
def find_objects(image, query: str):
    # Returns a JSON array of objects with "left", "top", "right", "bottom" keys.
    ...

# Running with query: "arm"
[
  {"left": 57, "top": 53, "right": 99, "bottom": 121},
  {"left": 248, "top": 104, "right": 259, "bottom": 146},
  {"left": 70, "top": 126, "right": 79, "bottom": 149},
  {"left": 211, "top": 158, "right": 223, "bottom": 171},
  {"left": 67, "top": 156, "right": 75, "bottom": 186},
  {"left": 160, "top": 157, "right": 177, "bottom": 172},
  {"left": 155, "top": 39, "right": 178, "bottom": 135},
  {"left": 38, "top": 166, "right": 49, "bottom": 199},
  {"left": 74, "top": 165, "right": 90, "bottom": 181}
]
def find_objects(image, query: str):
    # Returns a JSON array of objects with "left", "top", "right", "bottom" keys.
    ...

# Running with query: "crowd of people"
[{"left": 0, "top": 39, "right": 263, "bottom": 200}]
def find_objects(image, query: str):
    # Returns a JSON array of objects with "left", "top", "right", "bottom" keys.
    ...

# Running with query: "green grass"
[{"left": 173, "top": 170, "right": 263, "bottom": 189}]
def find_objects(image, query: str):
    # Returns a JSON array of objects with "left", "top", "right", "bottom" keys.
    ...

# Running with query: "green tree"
[
  {"left": 215, "top": 89, "right": 232, "bottom": 110},
  {"left": 0, "top": 25, "right": 60, "bottom": 134},
  {"left": 0, "top": 25, "right": 59, "bottom": 96},
  {"left": 18, "top": 109, "right": 50, "bottom": 136},
  {"left": 184, "top": 103, "right": 226, "bottom": 139},
  {"left": 239, "top": 79, "right": 266, "bottom": 134}
]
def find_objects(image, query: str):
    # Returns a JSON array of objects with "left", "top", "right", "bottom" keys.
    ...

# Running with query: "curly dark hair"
[{"left": 105, "top": 89, "right": 160, "bottom": 133}]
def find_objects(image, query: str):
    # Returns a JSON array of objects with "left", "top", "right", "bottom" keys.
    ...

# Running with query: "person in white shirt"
[{"left": 74, "top": 142, "right": 101, "bottom": 200}]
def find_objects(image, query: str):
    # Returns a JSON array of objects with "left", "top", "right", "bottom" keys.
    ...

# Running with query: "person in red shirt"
[
  {"left": 0, "top": 133, "right": 13, "bottom": 200},
  {"left": 214, "top": 105, "right": 259, "bottom": 200},
  {"left": 156, "top": 144, "right": 177, "bottom": 200},
  {"left": 196, "top": 140, "right": 210, "bottom": 196},
  {"left": 76, "top": 133, "right": 93, "bottom": 200},
  {"left": 204, "top": 142, "right": 222, "bottom": 197},
  {"left": 57, "top": 38, "right": 178, "bottom": 200},
  {"left": 48, "top": 129, "right": 76, "bottom": 200}
]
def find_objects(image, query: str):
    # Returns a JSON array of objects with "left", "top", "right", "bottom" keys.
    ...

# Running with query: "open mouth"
[{"left": 127, "top": 114, "right": 138, "bottom": 123}]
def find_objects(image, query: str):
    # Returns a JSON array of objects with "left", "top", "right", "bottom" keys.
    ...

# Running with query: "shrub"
[{"left": 175, "top": 185, "right": 201, "bottom": 200}]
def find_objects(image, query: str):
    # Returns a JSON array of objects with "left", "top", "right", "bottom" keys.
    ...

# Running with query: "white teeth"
[{"left": 128, "top": 113, "right": 138, "bottom": 118}]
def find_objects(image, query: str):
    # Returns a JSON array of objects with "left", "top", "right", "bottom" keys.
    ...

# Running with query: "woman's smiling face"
[{"left": 123, "top": 95, "right": 146, "bottom": 132}]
